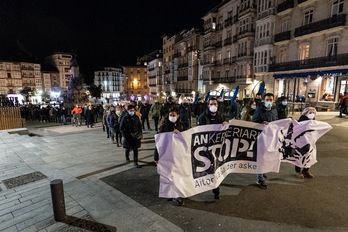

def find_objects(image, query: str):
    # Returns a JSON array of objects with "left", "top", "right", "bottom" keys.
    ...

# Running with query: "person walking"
[
  {"left": 276, "top": 96, "right": 289, "bottom": 120},
  {"left": 241, "top": 100, "right": 256, "bottom": 122},
  {"left": 154, "top": 106, "right": 188, "bottom": 206},
  {"left": 150, "top": 100, "right": 162, "bottom": 131},
  {"left": 139, "top": 101, "right": 152, "bottom": 131},
  {"left": 197, "top": 97, "right": 227, "bottom": 200},
  {"left": 120, "top": 104, "right": 143, "bottom": 168},
  {"left": 252, "top": 93, "right": 278, "bottom": 189},
  {"left": 85, "top": 105, "right": 95, "bottom": 128},
  {"left": 179, "top": 99, "right": 191, "bottom": 129},
  {"left": 295, "top": 107, "right": 317, "bottom": 179}
]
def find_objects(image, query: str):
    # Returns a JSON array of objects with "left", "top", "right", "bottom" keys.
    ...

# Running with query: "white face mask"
[
  {"left": 307, "top": 113, "right": 315, "bottom": 120},
  {"left": 169, "top": 116, "right": 177, "bottom": 123},
  {"left": 209, "top": 105, "right": 218, "bottom": 113}
]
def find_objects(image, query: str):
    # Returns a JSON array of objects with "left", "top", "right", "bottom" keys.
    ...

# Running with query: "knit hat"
[{"left": 127, "top": 104, "right": 135, "bottom": 110}]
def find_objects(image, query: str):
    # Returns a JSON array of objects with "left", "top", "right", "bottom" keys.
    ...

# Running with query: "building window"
[
  {"left": 332, "top": 0, "right": 344, "bottom": 16},
  {"left": 282, "top": 20, "right": 289, "bottom": 32},
  {"left": 327, "top": 37, "right": 339, "bottom": 56},
  {"left": 279, "top": 49, "right": 287, "bottom": 63},
  {"left": 299, "top": 44, "right": 310, "bottom": 60},
  {"left": 303, "top": 10, "right": 313, "bottom": 25}
]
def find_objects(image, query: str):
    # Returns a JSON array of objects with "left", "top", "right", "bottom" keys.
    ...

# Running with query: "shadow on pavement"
[{"left": 101, "top": 164, "right": 348, "bottom": 231}]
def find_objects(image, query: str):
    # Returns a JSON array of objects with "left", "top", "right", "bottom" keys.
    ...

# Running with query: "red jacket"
[{"left": 71, "top": 107, "right": 82, "bottom": 115}]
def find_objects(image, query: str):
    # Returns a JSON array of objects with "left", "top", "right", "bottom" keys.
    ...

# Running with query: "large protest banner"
[{"left": 155, "top": 119, "right": 332, "bottom": 198}]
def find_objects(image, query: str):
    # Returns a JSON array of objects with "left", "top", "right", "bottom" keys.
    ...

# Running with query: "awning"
[{"left": 273, "top": 69, "right": 348, "bottom": 79}]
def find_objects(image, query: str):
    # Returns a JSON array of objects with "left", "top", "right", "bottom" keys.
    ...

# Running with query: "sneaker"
[
  {"left": 302, "top": 171, "right": 314, "bottom": 178},
  {"left": 172, "top": 198, "right": 184, "bottom": 206},
  {"left": 214, "top": 194, "right": 220, "bottom": 200},
  {"left": 134, "top": 163, "right": 141, "bottom": 168},
  {"left": 296, "top": 172, "right": 304, "bottom": 179},
  {"left": 256, "top": 180, "right": 268, "bottom": 189}
]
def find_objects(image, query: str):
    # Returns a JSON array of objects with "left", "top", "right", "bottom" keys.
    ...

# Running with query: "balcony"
[
  {"left": 148, "top": 75, "right": 156, "bottom": 79},
  {"left": 269, "top": 53, "right": 348, "bottom": 72},
  {"left": 274, "top": 31, "right": 291, "bottom": 43},
  {"left": 214, "top": 60, "right": 222, "bottom": 66},
  {"left": 216, "top": 23, "right": 223, "bottom": 31},
  {"left": 223, "top": 58, "right": 232, "bottom": 65},
  {"left": 256, "top": 8, "right": 276, "bottom": 20},
  {"left": 277, "top": 0, "right": 294, "bottom": 15},
  {"left": 238, "top": 29, "right": 255, "bottom": 39},
  {"left": 177, "top": 76, "right": 188, "bottom": 81},
  {"left": 178, "top": 63, "right": 188, "bottom": 68},
  {"left": 224, "top": 37, "right": 232, "bottom": 46},
  {"left": 149, "top": 83, "right": 157, "bottom": 87},
  {"left": 213, "top": 76, "right": 236, "bottom": 84},
  {"left": 239, "top": 4, "right": 256, "bottom": 17},
  {"left": 215, "top": 41, "right": 223, "bottom": 48},
  {"left": 224, "top": 17, "right": 233, "bottom": 27},
  {"left": 297, "top": 0, "right": 317, "bottom": 7},
  {"left": 294, "top": 14, "right": 346, "bottom": 38},
  {"left": 175, "top": 89, "right": 193, "bottom": 94},
  {"left": 203, "top": 42, "right": 213, "bottom": 49}
]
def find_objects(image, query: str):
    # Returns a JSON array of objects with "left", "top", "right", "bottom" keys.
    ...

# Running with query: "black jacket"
[
  {"left": 197, "top": 109, "right": 225, "bottom": 125},
  {"left": 252, "top": 104, "right": 278, "bottom": 123},
  {"left": 120, "top": 113, "right": 142, "bottom": 149},
  {"left": 154, "top": 120, "right": 187, "bottom": 161}
]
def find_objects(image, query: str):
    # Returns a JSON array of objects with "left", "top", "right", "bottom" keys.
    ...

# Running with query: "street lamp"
[{"left": 51, "top": 91, "right": 60, "bottom": 103}]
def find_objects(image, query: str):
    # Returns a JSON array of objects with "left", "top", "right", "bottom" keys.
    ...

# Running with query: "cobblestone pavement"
[{"left": 0, "top": 112, "right": 347, "bottom": 232}]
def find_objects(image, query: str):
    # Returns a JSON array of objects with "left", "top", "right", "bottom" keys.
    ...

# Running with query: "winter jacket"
[
  {"left": 120, "top": 113, "right": 142, "bottom": 149},
  {"left": 197, "top": 109, "right": 225, "bottom": 125},
  {"left": 252, "top": 104, "right": 278, "bottom": 123},
  {"left": 154, "top": 120, "right": 187, "bottom": 161}
]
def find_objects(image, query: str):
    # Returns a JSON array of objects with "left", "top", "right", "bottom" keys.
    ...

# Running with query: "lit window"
[
  {"left": 299, "top": 44, "right": 310, "bottom": 60},
  {"left": 327, "top": 37, "right": 339, "bottom": 56}
]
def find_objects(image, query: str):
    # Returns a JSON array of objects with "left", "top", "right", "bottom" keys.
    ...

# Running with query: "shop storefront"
[{"left": 274, "top": 69, "right": 348, "bottom": 110}]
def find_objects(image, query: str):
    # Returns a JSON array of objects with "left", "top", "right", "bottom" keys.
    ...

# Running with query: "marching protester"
[
  {"left": 85, "top": 104, "right": 95, "bottom": 128},
  {"left": 197, "top": 97, "right": 228, "bottom": 200},
  {"left": 276, "top": 96, "right": 289, "bottom": 120},
  {"left": 150, "top": 100, "right": 161, "bottom": 131},
  {"left": 107, "top": 107, "right": 119, "bottom": 144},
  {"left": 139, "top": 101, "right": 152, "bottom": 131},
  {"left": 295, "top": 107, "right": 317, "bottom": 179},
  {"left": 161, "top": 96, "right": 177, "bottom": 121},
  {"left": 241, "top": 100, "right": 256, "bottom": 122},
  {"left": 120, "top": 104, "right": 143, "bottom": 168},
  {"left": 179, "top": 98, "right": 191, "bottom": 129},
  {"left": 252, "top": 93, "right": 278, "bottom": 189},
  {"left": 102, "top": 105, "right": 110, "bottom": 138},
  {"left": 255, "top": 92, "right": 263, "bottom": 106},
  {"left": 154, "top": 106, "right": 188, "bottom": 206}
]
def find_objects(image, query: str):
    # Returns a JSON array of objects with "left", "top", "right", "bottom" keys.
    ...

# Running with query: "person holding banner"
[
  {"left": 197, "top": 97, "right": 228, "bottom": 199},
  {"left": 252, "top": 93, "right": 278, "bottom": 189},
  {"left": 154, "top": 106, "right": 188, "bottom": 206},
  {"left": 295, "top": 107, "right": 317, "bottom": 179}
]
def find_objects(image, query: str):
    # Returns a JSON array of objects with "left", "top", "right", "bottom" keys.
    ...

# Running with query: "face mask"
[
  {"left": 209, "top": 105, "right": 218, "bottom": 113},
  {"left": 169, "top": 116, "right": 177, "bottom": 123},
  {"left": 264, "top": 102, "right": 272, "bottom": 108},
  {"left": 251, "top": 105, "right": 256, "bottom": 109},
  {"left": 282, "top": 101, "right": 287, "bottom": 106},
  {"left": 307, "top": 113, "right": 315, "bottom": 120},
  {"left": 128, "top": 111, "right": 134, "bottom": 116}
]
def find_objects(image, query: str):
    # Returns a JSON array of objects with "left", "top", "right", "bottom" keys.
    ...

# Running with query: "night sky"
[{"left": 0, "top": 0, "right": 222, "bottom": 83}]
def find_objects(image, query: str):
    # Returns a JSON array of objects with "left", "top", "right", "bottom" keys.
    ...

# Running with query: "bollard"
[{"left": 50, "top": 179, "right": 66, "bottom": 222}]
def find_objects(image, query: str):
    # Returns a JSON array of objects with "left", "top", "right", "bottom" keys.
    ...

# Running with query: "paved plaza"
[{"left": 0, "top": 112, "right": 348, "bottom": 231}]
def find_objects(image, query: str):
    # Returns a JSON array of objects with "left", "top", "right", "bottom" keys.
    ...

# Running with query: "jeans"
[
  {"left": 109, "top": 127, "right": 115, "bottom": 141},
  {"left": 60, "top": 115, "right": 66, "bottom": 124},
  {"left": 257, "top": 174, "right": 265, "bottom": 183}
]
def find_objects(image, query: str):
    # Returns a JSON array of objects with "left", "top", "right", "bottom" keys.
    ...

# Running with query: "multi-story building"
[
  {"left": 0, "top": 61, "right": 22, "bottom": 94},
  {"left": 123, "top": 66, "right": 148, "bottom": 101},
  {"left": 41, "top": 63, "right": 60, "bottom": 94},
  {"left": 147, "top": 56, "right": 163, "bottom": 101},
  {"left": 94, "top": 67, "right": 125, "bottom": 101},
  {"left": 162, "top": 34, "right": 180, "bottom": 95},
  {"left": 253, "top": 0, "right": 277, "bottom": 95},
  {"left": 20, "top": 62, "right": 42, "bottom": 92},
  {"left": 269, "top": 0, "right": 348, "bottom": 109},
  {"left": 201, "top": 0, "right": 256, "bottom": 99},
  {"left": 45, "top": 52, "right": 75, "bottom": 90},
  {"left": 173, "top": 28, "right": 203, "bottom": 100}
]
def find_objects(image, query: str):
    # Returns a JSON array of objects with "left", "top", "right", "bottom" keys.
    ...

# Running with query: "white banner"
[{"left": 155, "top": 119, "right": 332, "bottom": 198}]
